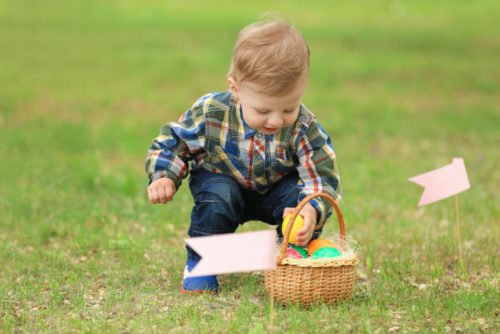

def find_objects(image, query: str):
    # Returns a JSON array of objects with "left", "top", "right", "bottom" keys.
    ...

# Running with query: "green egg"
[
  {"left": 311, "top": 247, "right": 341, "bottom": 259},
  {"left": 291, "top": 246, "right": 309, "bottom": 258}
]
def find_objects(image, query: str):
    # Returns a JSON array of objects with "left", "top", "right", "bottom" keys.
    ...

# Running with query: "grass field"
[{"left": 1, "top": 0, "right": 499, "bottom": 332}]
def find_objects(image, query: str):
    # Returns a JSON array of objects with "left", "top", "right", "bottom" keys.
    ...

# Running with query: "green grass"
[{"left": 1, "top": 0, "right": 499, "bottom": 332}]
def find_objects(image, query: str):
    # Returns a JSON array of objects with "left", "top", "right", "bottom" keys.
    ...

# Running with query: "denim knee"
[{"left": 188, "top": 169, "right": 244, "bottom": 237}]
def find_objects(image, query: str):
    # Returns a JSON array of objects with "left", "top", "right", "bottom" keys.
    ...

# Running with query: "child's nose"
[{"left": 268, "top": 115, "right": 284, "bottom": 128}]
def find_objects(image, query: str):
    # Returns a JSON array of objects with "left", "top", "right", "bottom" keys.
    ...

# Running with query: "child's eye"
[
  {"left": 256, "top": 109, "right": 269, "bottom": 114},
  {"left": 284, "top": 109, "right": 295, "bottom": 114}
]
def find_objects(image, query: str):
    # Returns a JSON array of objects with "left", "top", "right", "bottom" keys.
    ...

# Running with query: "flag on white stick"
[
  {"left": 185, "top": 230, "right": 277, "bottom": 277},
  {"left": 408, "top": 158, "right": 470, "bottom": 206}
]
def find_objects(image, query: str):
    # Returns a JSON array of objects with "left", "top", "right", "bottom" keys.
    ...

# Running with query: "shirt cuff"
[
  {"left": 298, "top": 193, "right": 340, "bottom": 229},
  {"left": 308, "top": 197, "right": 331, "bottom": 228},
  {"left": 149, "top": 170, "right": 182, "bottom": 189}
]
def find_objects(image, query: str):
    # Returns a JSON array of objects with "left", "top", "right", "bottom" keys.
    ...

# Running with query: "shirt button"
[{"left": 256, "top": 133, "right": 263, "bottom": 139}]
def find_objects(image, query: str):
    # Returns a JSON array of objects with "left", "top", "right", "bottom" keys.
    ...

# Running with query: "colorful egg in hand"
[
  {"left": 281, "top": 213, "right": 304, "bottom": 244},
  {"left": 311, "top": 247, "right": 341, "bottom": 259}
]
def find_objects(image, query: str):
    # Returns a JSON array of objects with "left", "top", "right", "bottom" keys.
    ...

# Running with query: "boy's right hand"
[{"left": 148, "top": 177, "right": 176, "bottom": 204}]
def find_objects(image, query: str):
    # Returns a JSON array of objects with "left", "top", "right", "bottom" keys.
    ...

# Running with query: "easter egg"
[
  {"left": 286, "top": 248, "right": 304, "bottom": 259},
  {"left": 281, "top": 213, "right": 304, "bottom": 244},
  {"left": 311, "top": 247, "right": 341, "bottom": 259},
  {"left": 291, "top": 246, "right": 308, "bottom": 258},
  {"left": 306, "top": 238, "right": 336, "bottom": 256}
]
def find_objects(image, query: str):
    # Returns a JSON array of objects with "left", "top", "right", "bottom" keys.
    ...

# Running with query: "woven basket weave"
[{"left": 264, "top": 193, "right": 359, "bottom": 307}]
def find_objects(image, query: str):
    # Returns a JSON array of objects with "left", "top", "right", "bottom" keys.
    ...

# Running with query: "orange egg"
[{"left": 306, "top": 238, "right": 336, "bottom": 256}]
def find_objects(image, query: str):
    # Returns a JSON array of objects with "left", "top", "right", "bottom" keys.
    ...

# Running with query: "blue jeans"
[{"left": 186, "top": 168, "right": 323, "bottom": 263}]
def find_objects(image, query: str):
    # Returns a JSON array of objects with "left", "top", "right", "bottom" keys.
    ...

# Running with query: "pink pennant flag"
[
  {"left": 408, "top": 158, "right": 470, "bottom": 206},
  {"left": 185, "top": 230, "right": 277, "bottom": 277}
]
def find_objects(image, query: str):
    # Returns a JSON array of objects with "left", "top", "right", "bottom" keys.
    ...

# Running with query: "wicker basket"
[{"left": 264, "top": 193, "right": 359, "bottom": 307}]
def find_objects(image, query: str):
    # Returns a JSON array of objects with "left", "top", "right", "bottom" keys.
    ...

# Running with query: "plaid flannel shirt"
[{"left": 145, "top": 91, "right": 341, "bottom": 226}]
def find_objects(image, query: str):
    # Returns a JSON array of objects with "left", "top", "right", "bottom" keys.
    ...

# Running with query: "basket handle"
[{"left": 277, "top": 192, "right": 345, "bottom": 265}]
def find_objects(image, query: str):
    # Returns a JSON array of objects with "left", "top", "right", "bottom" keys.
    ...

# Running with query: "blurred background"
[{"left": 1, "top": 0, "right": 499, "bottom": 331}]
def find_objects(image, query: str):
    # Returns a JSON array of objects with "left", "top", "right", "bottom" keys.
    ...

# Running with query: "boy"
[{"left": 145, "top": 19, "right": 341, "bottom": 294}]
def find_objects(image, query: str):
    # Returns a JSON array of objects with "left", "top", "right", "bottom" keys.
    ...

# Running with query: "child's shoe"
[{"left": 181, "top": 259, "right": 219, "bottom": 294}]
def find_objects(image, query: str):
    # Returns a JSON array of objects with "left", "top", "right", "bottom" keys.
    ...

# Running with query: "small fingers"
[
  {"left": 295, "top": 216, "right": 315, "bottom": 246},
  {"left": 282, "top": 207, "right": 295, "bottom": 218},
  {"left": 158, "top": 183, "right": 177, "bottom": 204},
  {"left": 148, "top": 178, "right": 177, "bottom": 204},
  {"left": 294, "top": 230, "right": 313, "bottom": 246},
  {"left": 149, "top": 186, "right": 159, "bottom": 204},
  {"left": 158, "top": 187, "right": 168, "bottom": 204},
  {"left": 165, "top": 183, "right": 176, "bottom": 202}
]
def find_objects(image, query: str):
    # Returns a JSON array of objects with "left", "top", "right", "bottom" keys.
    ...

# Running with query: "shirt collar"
[{"left": 236, "top": 101, "right": 258, "bottom": 140}]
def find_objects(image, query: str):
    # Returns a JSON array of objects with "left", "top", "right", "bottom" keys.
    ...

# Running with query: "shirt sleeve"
[
  {"left": 145, "top": 100, "right": 206, "bottom": 188},
  {"left": 295, "top": 116, "right": 342, "bottom": 227}
]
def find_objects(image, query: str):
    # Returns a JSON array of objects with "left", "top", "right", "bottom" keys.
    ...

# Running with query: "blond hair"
[{"left": 228, "top": 18, "right": 310, "bottom": 95}]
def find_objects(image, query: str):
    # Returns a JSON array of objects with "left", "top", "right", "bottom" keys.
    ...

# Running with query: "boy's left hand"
[{"left": 282, "top": 203, "right": 318, "bottom": 247}]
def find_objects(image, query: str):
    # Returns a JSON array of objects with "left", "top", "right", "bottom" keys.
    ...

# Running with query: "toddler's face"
[{"left": 228, "top": 76, "right": 307, "bottom": 135}]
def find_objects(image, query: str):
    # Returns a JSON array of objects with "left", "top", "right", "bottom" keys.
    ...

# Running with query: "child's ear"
[{"left": 227, "top": 77, "right": 239, "bottom": 99}]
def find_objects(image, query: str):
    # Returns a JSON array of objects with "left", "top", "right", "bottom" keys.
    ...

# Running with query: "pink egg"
[{"left": 286, "top": 248, "right": 304, "bottom": 259}]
